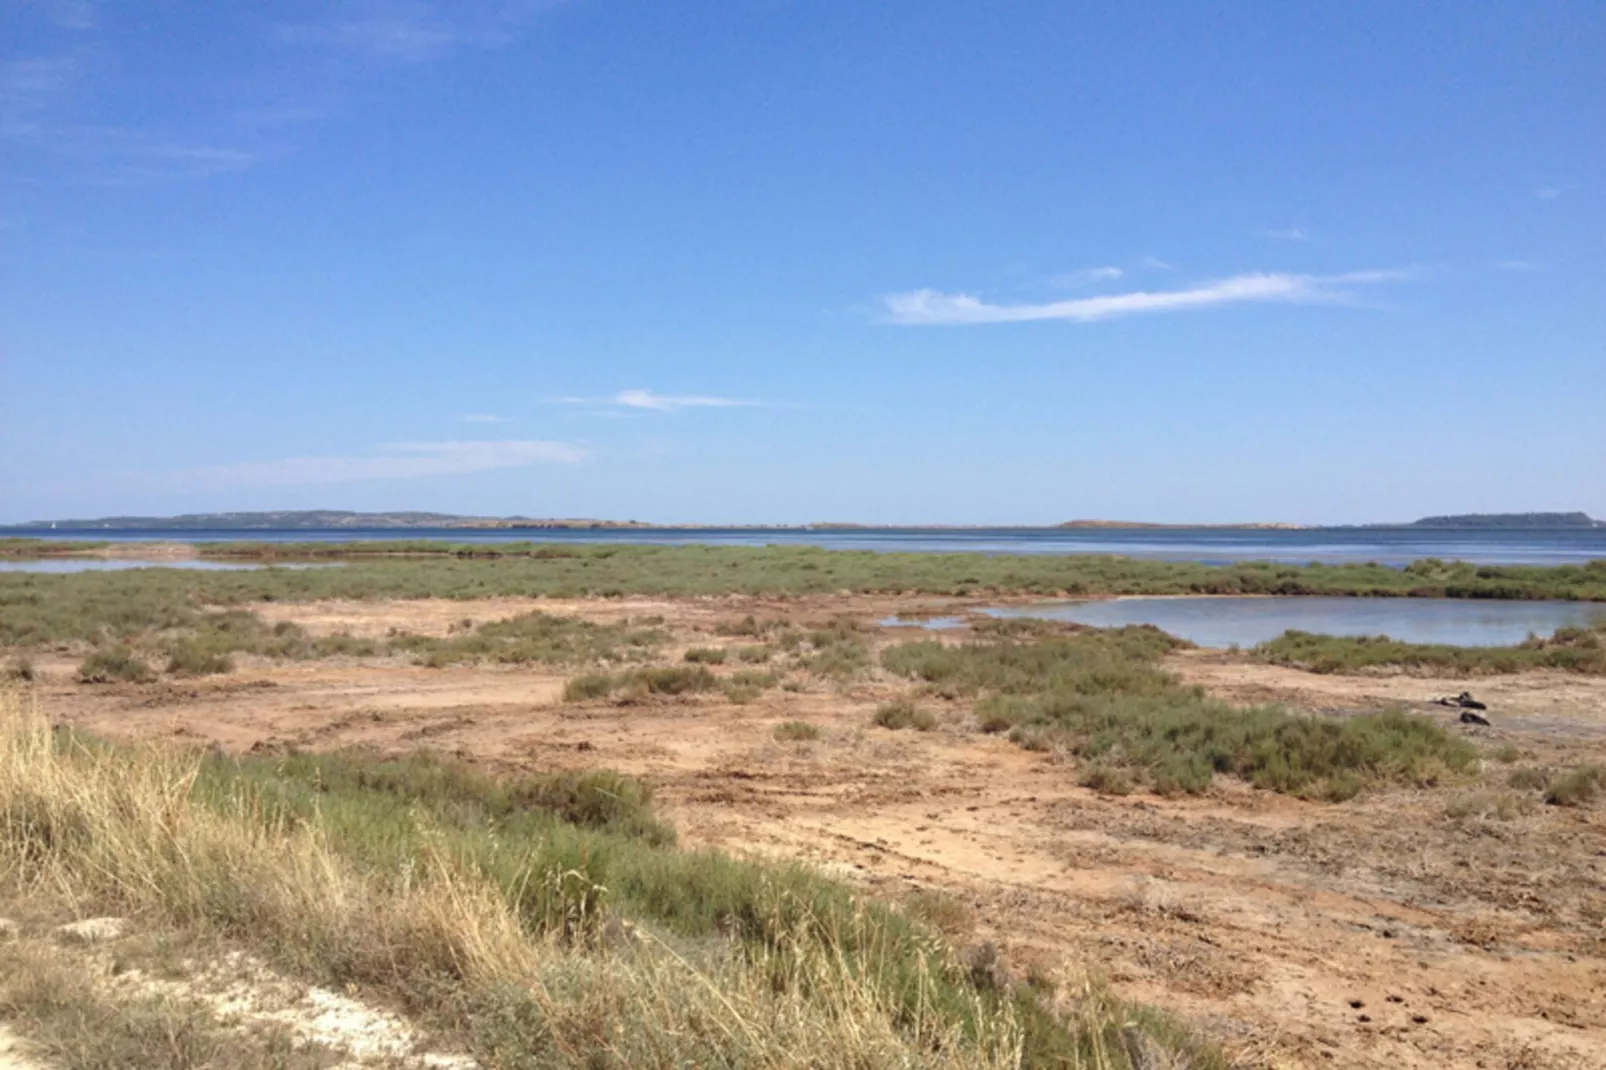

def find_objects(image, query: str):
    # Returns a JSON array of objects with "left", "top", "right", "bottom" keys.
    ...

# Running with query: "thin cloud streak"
[
  {"left": 462, "top": 413, "right": 509, "bottom": 423},
  {"left": 882, "top": 270, "right": 1411, "bottom": 326},
  {"left": 183, "top": 440, "right": 585, "bottom": 489},
  {"left": 552, "top": 389, "right": 761, "bottom": 413},
  {"left": 1264, "top": 227, "right": 1310, "bottom": 242},
  {"left": 1051, "top": 265, "right": 1124, "bottom": 289}
]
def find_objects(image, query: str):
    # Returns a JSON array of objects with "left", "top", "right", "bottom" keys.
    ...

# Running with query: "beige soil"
[{"left": 24, "top": 595, "right": 1606, "bottom": 1070}]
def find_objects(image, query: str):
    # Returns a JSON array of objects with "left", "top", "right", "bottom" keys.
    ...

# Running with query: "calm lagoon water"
[
  {"left": 4, "top": 525, "right": 1605, "bottom": 566},
  {"left": 987, "top": 597, "right": 1606, "bottom": 648}
]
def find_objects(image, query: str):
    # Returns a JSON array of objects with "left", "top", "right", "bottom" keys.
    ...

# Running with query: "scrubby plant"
[
  {"left": 873, "top": 698, "right": 936, "bottom": 732},
  {"left": 76, "top": 646, "right": 154, "bottom": 684},
  {"left": 774, "top": 721, "right": 821, "bottom": 742},
  {"left": 165, "top": 640, "right": 234, "bottom": 677},
  {"left": 1544, "top": 764, "right": 1606, "bottom": 807},
  {"left": 683, "top": 646, "right": 728, "bottom": 664}
]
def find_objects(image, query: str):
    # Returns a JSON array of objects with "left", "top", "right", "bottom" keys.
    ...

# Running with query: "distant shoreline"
[{"left": 5, "top": 509, "right": 1601, "bottom": 533}]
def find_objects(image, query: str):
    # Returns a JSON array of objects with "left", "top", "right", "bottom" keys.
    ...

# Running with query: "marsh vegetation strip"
[
  {"left": 991, "top": 595, "right": 1606, "bottom": 647},
  {"left": 3, "top": 544, "right": 1605, "bottom": 607}
]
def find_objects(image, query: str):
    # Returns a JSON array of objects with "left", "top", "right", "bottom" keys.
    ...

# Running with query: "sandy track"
[{"left": 27, "top": 596, "right": 1606, "bottom": 1070}]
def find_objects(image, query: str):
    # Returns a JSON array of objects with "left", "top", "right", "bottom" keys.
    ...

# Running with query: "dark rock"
[
  {"left": 1459, "top": 709, "right": 1491, "bottom": 727},
  {"left": 1456, "top": 692, "right": 1487, "bottom": 711}
]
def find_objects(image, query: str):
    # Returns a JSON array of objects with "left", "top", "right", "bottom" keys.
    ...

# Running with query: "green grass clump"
[
  {"left": 1254, "top": 626, "right": 1606, "bottom": 676},
  {"left": 397, "top": 611, "right": 663, "bottom": 668},
  {"left": 164, "top": 640, "right": 234, "bottom": 677},
  {"left": 683, "top": 646, "right": 728, "bottom": 664},
  {"left": 885, "top": 630, "right": 1475, "bottom": 799},
  {"left": 873, "top": 698, "right": 937, "bottom": 732},
  {"left": 773, "top": 721, "right": 821, "bottom": 742},
  {"left": 1543, "top": 764, "right": 1606, "bottom": 807},
  {"left": 803, "top": 621, "right": 873, "bottom": 681},
  {"left": 76, "top": 647, "right": 155, "bottom": 684},
  {"left": 561, "top": 664, "right": 721, "bottom": 702}
]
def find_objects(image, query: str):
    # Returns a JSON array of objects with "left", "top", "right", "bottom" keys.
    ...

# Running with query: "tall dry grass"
[{"left": 0, "top": 692, "right": 1041, "bottom": 1069}]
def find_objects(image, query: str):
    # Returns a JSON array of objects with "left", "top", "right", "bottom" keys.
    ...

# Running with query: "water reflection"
[{"left": 986, "top": 596, "right": 1606, "bottom": 648}]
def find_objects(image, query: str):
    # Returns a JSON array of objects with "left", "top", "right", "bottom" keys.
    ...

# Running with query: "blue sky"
[{"left": 2, "top": 0, "right": 1601, "bottom": 525}]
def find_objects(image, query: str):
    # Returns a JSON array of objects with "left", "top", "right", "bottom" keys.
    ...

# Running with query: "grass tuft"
[
  {"left": 773, "top": 721, "right": 821, "bottom": 742},
  {"left": 1543, "top": 764, "right": 1606, "bottom": 807},
  {"left": 76, "top": 646, "right": 155, "bottom": 684},
  {"left": 873, "top": 698, "right": 937, "bottom": 732}
]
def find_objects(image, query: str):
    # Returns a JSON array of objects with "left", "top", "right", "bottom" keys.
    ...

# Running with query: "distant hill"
[{"left": 1407, "top": 512, "right": 1602, "bottom": 529}]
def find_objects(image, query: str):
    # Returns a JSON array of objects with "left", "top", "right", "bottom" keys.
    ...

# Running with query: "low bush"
[
  {"left": 774, "top": 721, "right": 821, "bottom": 742},
  {"left": 683, "top": 646, "right": 728, "bottom": 664},
  {"left": 76, "top": 647, "right": 154, "bottom": 684},
  {"left": 560, "top": 665, "right": 721, "bottom": 702},
  {"left": 1544, "top": 764, "right": 1606, "bottom": 807},
  {"left": 2, "top": 656, "right": 33, "bottom": 683},
  {"left": 873, "top": 699, "right": 936, "bottom": 732},
  {"left": 165, "top": 640, "right": 234, "bottom": 677}
]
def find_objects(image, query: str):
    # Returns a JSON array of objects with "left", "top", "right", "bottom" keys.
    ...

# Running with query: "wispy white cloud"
[
  {"left": 462, "top": 413, "right": 509, "bottom": 424},
  {"left": 881, "top": 270, "right": 1411, "bottom": 326},
  {"left": 553, "top": 389, "right": 760, "bottom": 413},
  {"left": 1138, "top": 255, "right": 1175, "bottom": 271},
  {"left": 1495, "top": 259, "right": 1543, "bottom": 272},
  {"left": 1263, "top": 227, "right": 1310, "bottom": 242},
  {"left": 1050, "top": 266, "right": 1124, "bottom": 289},
  {"left": 614, "top": 389, "right": 751, "bottom": 411},
  {"left": 1535, "top": 186, "right": 1562, "bottom": 200},
  {"left": 183, "top": 440, "right": 585, "bottom": 489}
]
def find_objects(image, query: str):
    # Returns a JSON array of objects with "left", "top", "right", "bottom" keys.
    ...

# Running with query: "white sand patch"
[
  {"left": 0, "top": 1025, "right": 50, "bottom": 1070},
  {"left": 110, "top": 950, "right": 476, "bottom": 1069}
]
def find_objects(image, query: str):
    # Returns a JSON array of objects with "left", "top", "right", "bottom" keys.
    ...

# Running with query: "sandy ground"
[{"left": 23, "top": 595, "right": 1606, "bottom": 1070}]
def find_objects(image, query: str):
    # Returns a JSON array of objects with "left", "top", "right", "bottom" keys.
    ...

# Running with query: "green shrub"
[
  {"left": 76, "top": 647, "right": 154, "bottom": 684},
  {"left": 683, "top": 646, "right": 728, "bottom": 664},
  {"left": 165, "top": 641, "right": 234, "bottom": 677},
  {"left": 1544, "top": 764, "right": 1606, "bottom": 807},
  {"left": 773, "top": 721, "right": 821, "bottom": 742},
  {"left": 562, "top": 673, "right": 615, "bottom": 701},
  {"left": 873, "top": 699, "right": 936, "bottom": 732}
]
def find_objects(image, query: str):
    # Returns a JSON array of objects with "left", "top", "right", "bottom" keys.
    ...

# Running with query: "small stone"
[
  {"left": 1412, "top": 1014, "right": 1429, "bottom": 1024},
  {"left": 1348, "top": 999, "right": 1364, "bottom": 1009},
  {"left": 53, "top": 916, "right": 129, "bottom": 945}
]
